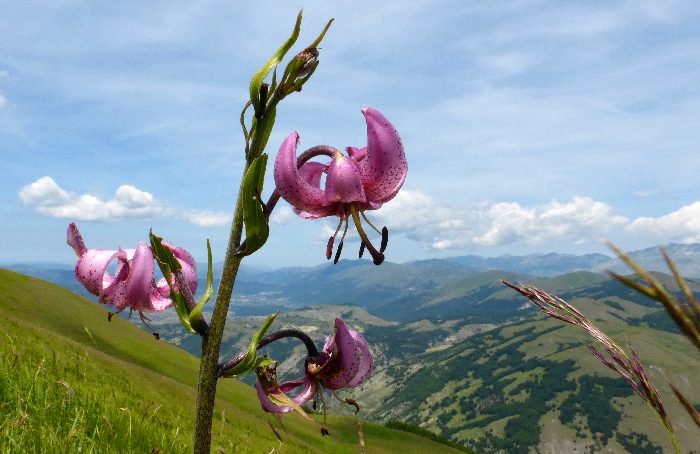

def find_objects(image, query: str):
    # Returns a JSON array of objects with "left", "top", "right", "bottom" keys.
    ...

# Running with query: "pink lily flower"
[
  {"left": 273, "top": 107, "right": 407, "bottom": 265},
  {"left": 256, "top": 318, "right": 372, "bottom": 413},
  {"left": 66, "top": 222, "right": 197, "bottom": 315}
]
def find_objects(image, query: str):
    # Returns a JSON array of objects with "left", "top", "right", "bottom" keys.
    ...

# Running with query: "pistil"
[{"left": 349, "top": 205, "right": 384, "bottom": 265}]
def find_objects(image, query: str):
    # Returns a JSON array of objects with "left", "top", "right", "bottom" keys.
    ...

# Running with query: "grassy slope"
[{"left": 0, "top": 268, "right": 466, "bottom": 453}]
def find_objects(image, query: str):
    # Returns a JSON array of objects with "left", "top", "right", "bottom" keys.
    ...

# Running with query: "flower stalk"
[{"left": 192, "top": 13, "right": 334, "bottom": 452}]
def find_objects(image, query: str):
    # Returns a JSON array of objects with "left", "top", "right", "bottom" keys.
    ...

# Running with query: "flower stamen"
[
  {"left": 334, "top": 217, "right": 350, "bottom": 264},
  {"left": 326, "top": 217, "right": 344, "bottom": 260},
  {"left": 350, "top": 205, "right": 384, "bottom": 265},
  {"left": 360, "top": 211, "right": 381, "bottom": 235},
  {"left": 360, "top": 211, "right": 389, "bottom": 254}
]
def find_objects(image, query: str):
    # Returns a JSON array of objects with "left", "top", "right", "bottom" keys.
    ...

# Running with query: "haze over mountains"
[{"left": 6, "top": 243, "right": 700, "bottom": 316}]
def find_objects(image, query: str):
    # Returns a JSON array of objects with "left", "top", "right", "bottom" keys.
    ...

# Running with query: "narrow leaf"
[
  {"left": 150, "top": 231, "right": 195, "bottom": 333},
  {"left": 242, "top": 154, "right": 270, "bottom": 255},
  {"left": 189, "top": 239, "right": 213, "bottom": 325},
  {"left": 222, "top": 312, "right": 278, "bottom": 377},
  {"left": 307, "top": 18, "right": 334, "bottom": 49},
  {"left": 249, "top": 11, "right": 302, "bottom": 115}
]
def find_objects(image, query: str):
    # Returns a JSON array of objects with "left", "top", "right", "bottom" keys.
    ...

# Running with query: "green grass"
[{"left": 0, "top": 268, "right": 466, "bottom": 453}]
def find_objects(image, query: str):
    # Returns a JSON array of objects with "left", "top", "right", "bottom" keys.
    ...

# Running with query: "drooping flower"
[
  {"left": 273, "top": 107, "right": 407, "bottom": 265},
  {"left": 66, "top": 222, "right": 197, "bottom": 315},
  {"left": 256, "top": 318, "right": 372, "bottom": 414}
]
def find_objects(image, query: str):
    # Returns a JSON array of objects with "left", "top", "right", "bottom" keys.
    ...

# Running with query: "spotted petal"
[
  {"left": 74, "top": 248, "right": 118, "bottom": 296},
  {"left": 100, "top": 245, "right": 148, "bottom": 310},
  {"left": 358, "top": 107, "right": 407, "bottom": 203},
  {"left": 67, "top": 222, "right": 87, "bottom": 257},
  {"left": 274, "top": 132, "right": 335, "bottom": 218},
  {"left": 320, "top": 318, "right": 363, "bottom": 390},
  {"left": 345, "top": 329, "right": 372, "bottom": 388},
  {"left": 293, "top": 161, "right": 330, "bottom": 219}
]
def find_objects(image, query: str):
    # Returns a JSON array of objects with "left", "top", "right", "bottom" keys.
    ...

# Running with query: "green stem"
[
  {"left": 192, "top": 174, "right": 246, "bottom": 453},
  {"left": 662, "top": 417, "right": 680, "bottom": 454},
  {"left": 192, "top": 105, "right": 280, "bottom": 450}
]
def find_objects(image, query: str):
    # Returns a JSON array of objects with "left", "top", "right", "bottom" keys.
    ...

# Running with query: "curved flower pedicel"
[
  {"left": 274, "top": 107, "right": 407, "bottom": 265},
  {"left": 66, "top": 222, "right": 197, "bottom": 317},
  {"left": 256, "top": 318, "right": 372, "bottom": 414}
]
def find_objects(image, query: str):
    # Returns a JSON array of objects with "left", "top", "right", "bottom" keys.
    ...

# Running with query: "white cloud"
[
  {"left": 373, "top": 190, "right": 636, "bottom": 251},
  {"left": 270, "top": 206, "right": 295, "bottom": 225},
  {"left": 626, "top": 202, "right": 700, "bottom": 243},
  {"left": 0, "top": 92, "right": 6, "bottom": 109},
  {"left": 19, "top": 176, "right": 229, "bottom": 227},
  {"left": 182, "top": 210, "right": 231, "bottom": 227}
]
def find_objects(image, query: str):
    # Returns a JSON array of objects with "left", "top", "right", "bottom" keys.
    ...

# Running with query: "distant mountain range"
[{"left": 5, "top": 243, "right": 700, "bottom": 320}]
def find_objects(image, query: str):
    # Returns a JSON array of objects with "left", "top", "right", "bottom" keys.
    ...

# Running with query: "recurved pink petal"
[
  {"left": 155, "top": 277, "right": 171, "bottom": 298},
  {"left": 345, "top": 330, "right": 372, "bottom": 388},
  {"left": 123, "top": 242, "right": 157, "bottom": 311},
  {"left": 67, "top": 223, "right": 87, "bottom": 257},
  {"left": 346, "top": 146, "right": 366, "bottom": 162},
  {"left": 298, "top": 161, "right": 326, "bottom": 187},
  {"left": 100, "top": 253, "right": 130, "bottom": 310},
  {"left": 256, "top": 380, "right": 292, "bottom": 413},
  {"left": 75, "top": 248, "right": 118, "bottom": 296},
  {"left": 358, "top": 108, "right": 407, "bottom": 203},
  {"left": 292, "top": 161, "right": 334, "bottom": 218},
  {"left": 324, "top": 152, "right": 367, "bottom": 205},
  {"left": 255, "top": 375, "right": 317, "bottom": 413},
  {"left": 280, "top": 375, "right": 317, "bottom": 405},
  {"left": 321, "top": 318, "right": 362, "bottom": 390},
  {"left": 142, "top": 288, "right": 174, "bottom": 312},
  {"left": 100, "top": 244, "right": 154, "bottom": 311},
  {"left": 274, "top": 132, "right": 334, "bottom": 218}
]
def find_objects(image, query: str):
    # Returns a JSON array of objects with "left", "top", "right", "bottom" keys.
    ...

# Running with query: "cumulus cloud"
[
  {"left": 182, "top": 210, "right": 231, "bottom": 227},
  {"left": 626, "top": 202, "right": 700, "bottom": 243},
  {"left": 270, "top": 206, "right": 295, "bottom": 225},
  {"left": 19, "top": 176, "right": 229, "bottom": 226},
  {"left": 371, "top": 190, "right": 644, "bottom": 251}
]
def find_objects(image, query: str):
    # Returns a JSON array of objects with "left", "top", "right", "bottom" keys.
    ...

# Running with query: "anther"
[
  {"left": 326, "top": 217, "right": 344, "bottom": 261},
  {"left": 359, "top": 242, "right": 366, "bottom": 258},
  {"left": 326, "top": 237, "right": 334, "bottom": 260},
  {"left": 380, "top": 227, "right": 389, "bottom": 253},
  {"left": 334, "top": 240, "right": 344, "bottom": 264},
  {"left": 333, "top": 218, "right": 350, "bottom": 264}
]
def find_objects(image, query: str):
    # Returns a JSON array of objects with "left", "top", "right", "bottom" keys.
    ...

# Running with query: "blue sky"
[{"left": 2, "top": 1, "right": 700, "bottom": 267}]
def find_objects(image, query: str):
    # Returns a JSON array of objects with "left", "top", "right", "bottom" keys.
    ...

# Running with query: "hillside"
[
  {"left": 0, "top": 268, "right": 470, "bottom": 453},
  {"left": 155, "top": 271, "right": 700, "bottom": 453},
  {"left": 3, "top": 253, "right": 700, "bottom": 453},
  {"left": 370, "top": 317, "right": 700, "bottom": 453}
]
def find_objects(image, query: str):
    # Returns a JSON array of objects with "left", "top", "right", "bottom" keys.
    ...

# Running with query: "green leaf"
[
  {"left": 222, "top": 312, "right": 278, "bottom": 377},
  {"left": 254, "top": 107, "right": 276, "bottom": 159},
  {"left": 149, "top": 231, "right": 196, "bottom": 334},
  {"left": 307, "top": 18, "right": 334, "bottom": 49},
  {"left": 189, "top": 239, "right": 213, "bottom": 328},
  {"left": 249, "top": 11, "right": 302, "bottom": 116},
  {"left": 150, "top": 230, "right": 181, "bottom": 274},
  {"left": 241, "top": 153, "right": 270, "bottom": 255}
]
